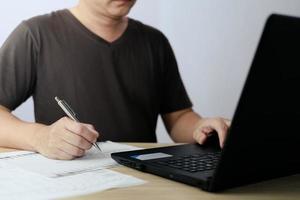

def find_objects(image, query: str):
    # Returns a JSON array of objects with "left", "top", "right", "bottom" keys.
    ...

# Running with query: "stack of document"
[{"left": 0, "top": 141, "right": 146, "bottom": 200}]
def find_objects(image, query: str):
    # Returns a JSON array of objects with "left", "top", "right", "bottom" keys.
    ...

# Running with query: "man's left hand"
[{"left": 193, "top": 117, "right": 231, "bottom": 148}]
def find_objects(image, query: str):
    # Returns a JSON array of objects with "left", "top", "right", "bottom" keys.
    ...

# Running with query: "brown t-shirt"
[{"left": 0, "top": 9, "right": 192, "bottom": 142}]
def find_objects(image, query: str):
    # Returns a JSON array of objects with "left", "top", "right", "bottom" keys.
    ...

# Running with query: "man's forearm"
[
  {"left": 169, "top": 110, "right": 201, "bottom": 143},
  {"left": 0, "top": 105, "right": 45, "bottom": 150}
]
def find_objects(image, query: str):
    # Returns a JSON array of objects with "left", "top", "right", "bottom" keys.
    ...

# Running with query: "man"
[{"left": 0, "top": 0, "right": 230, "bottom": 160}]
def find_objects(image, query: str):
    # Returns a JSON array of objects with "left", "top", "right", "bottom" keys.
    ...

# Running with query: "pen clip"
[
  {"left": 55, "top": 96, "right": 79, "bottom": 121},
  {"left": 61, "top": 100, "right": 77, "bottom": 117}
]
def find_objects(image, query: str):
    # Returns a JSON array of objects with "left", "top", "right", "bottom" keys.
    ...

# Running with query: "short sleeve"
[
  {"left": 0, "top": 22, "right": 37, "bottom": 110},
  {"left": 159, "top": 35, "right": 192, "bottom": 114}
]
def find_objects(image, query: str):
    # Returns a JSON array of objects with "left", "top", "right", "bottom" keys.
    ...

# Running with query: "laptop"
[{"left": 111, "top": 14, "right": 300, "bottom": 192}]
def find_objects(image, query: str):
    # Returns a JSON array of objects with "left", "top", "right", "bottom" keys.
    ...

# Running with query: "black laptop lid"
[{"left": 210, "top": 14, "right": 300, "bottom": 191}]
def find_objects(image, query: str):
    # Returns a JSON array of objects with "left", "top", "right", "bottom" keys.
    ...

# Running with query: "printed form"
[
  {"left": 0, "top": 162, "right": 145, "bottom": 200},
  {"left": 0, "top": 141, "right": 141, "bottom": 177},
  {"left": 0, "top": 141, "right": 145, "bottom": 199}
]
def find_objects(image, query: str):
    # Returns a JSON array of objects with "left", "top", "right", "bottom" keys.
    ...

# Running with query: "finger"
[
  {"left": 211, "top": 119, "right": 228, "bottom": 148},
  {"left": 82, "top": 123, "right": 101, "bottom": 141},
  {"left": 62, "top": 118, "right": 98, "bottom": 143},
  {"left": 61, "top": 129, "right": 92, "bottom": 150},
  {"left": 202, "top": 127, "right": 214, "bottom": 135},
  {"left": 196, "top": 127, "right": 214, "bottom": 144},
  {"left": 199, "top": 132, "right": 209, "bottom": 144},
  {"left": 72, "top": 124, "right": 98, "bottom": 143},
  {"left": 55, "top": 148, "right": 75, "bottom": 160},
  {"left": 193, "top": 129, "right": 208, "bottom": 145},
  {"left": 81, "top": 123, "right": 98, "bottom": 134},
  {"left": 57, "top": 139, "right": 85, "bottom": 157},
  {"left": 224, "top": 119, "right": 231, "bottom": 127}
]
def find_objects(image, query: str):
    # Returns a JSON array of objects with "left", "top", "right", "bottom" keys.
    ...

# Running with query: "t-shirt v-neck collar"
[{"left": 63, "top": 9, "right": 131, "bottom": 47}]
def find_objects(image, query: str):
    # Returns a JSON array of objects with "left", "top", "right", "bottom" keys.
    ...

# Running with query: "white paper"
[
  {"left": 0, "top": 141, "right": 141, "bottom": 177},
  {"left": 0, "top": 150, "right": 34, "bottom": 159},
  {"left": 0, "top": 162, "right": 145, "bottom": 200}
]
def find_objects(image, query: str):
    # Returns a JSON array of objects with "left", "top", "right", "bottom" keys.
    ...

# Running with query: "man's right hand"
[{"left": 33, "top": 117, "right": 99, "bottom": 160}]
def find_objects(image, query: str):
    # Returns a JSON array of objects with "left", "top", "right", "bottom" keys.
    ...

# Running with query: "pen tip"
[{"left": 55, "top": 96, "right": 60, "bottom": 102}]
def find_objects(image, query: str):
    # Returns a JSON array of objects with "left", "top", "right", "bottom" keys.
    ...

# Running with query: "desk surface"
[{"left": 1, "top": 143, "right": 299, "bottom": 200}]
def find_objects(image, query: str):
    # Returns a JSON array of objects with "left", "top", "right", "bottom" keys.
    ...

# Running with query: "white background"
[{"left": 1, "top": 0, "right": 300, "bottom": 142}]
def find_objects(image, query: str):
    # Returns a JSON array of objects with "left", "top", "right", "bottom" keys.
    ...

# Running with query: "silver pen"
[{"left": 55, "top": 96, "right": 102, "bottom": 152}]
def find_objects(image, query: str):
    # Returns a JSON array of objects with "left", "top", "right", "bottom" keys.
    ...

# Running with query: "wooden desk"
[{"left": 1, "top": 143, "right": 299, "bottom": 200}]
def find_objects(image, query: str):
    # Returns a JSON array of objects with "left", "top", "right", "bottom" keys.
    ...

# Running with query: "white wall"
[{"left": 1, "top": 0, "right": 300, "bottom": 142}]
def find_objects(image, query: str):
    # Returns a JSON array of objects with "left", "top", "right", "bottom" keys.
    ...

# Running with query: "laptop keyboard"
[{"left": 155, "top": 152, "right": 221, "bottom": 173}]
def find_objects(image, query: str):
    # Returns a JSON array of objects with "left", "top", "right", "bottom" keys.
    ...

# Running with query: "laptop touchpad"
[{"left": 131, "top": 153, "right": 173, "bottom": 160}]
